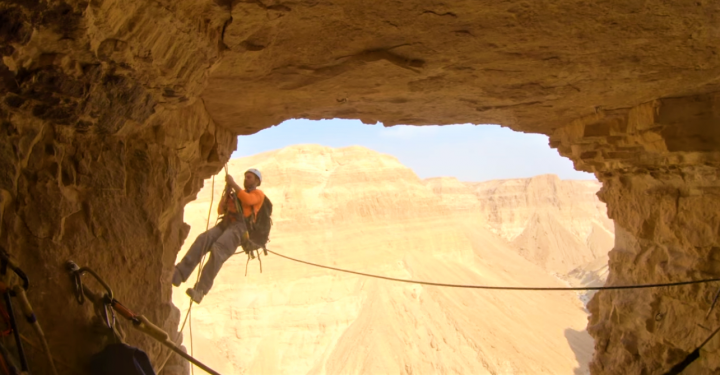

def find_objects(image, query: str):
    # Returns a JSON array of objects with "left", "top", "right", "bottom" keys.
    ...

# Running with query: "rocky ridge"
[
  {"left": 174, "top": 144, "right": 606, "bottom": 375},
  {"left": 1, "top": 1, "right": 719, "bottom": 373},
  {"left": 425, "top": 174, "right": 614, "bottom": 275}
]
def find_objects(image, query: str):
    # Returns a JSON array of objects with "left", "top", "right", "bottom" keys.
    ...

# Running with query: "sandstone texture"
[
  {"left": 0, "top": 0, "right": 719, "bottom": 374},
  {"left": 551, "top": 97, "right": 720, "bottom": 375},
  {"left": 425, "top": 174, "right": 616, "bottom": 308},
  {"left": 203, "top": 0, "right": 720, "bottom": 136},
  {"left": 0, "top": 0, "right": 234, "bottom": 372},
  {"left": 426, "top": 175, "right": 614, "bottom": 274},
  {"left": 174, "top": 145, "right": 597, "bottom": 375}
]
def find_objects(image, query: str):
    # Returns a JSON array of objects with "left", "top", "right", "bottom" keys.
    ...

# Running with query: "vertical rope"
[
  {"left": 158, "top": 171, "right": 217, "bottom": 374},
  {"left": 189, "top": 309, "right": 194, "bottom": 375},
  {"left": 189, "top": 173, "right": 217, "bottom": 375}
]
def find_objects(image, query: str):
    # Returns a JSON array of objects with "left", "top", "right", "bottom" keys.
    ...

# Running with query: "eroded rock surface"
[
  {"left": 551, "top": 95, "right": 720, "bottom": 374},
  {"left": 204, "top": 0, "right": 720, "bottom": 135},
  {"left": 175, "top": 145, "right": 595, "bottom": 375},
  {"left": 426, "top": 175, "right": 614, "bottom": 274},
  {"left": 0, "top": 0, "right": 232, "bottom": 372},
  {"left": 0, "top": 0, "right": 719, "bottom": 374}
]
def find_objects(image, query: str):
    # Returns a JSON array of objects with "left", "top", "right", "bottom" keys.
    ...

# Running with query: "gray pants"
[{"left": 175, "top": 220, "right": 247, "bottom": 293}]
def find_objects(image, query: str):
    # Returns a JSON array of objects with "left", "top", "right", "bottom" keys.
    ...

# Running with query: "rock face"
[
  {"left": 203, "top": 0, "right": 720, "bottom": 135},
  {"left": 0, "top": 1, "right": 233, "bottom": 372},
  {"left": 426, "top": 175, "right": 614, "bottom": 274},
  {"left": 424, "top": 174, "right": 616, "bottom": 309},
  {"left": 1, "top": 1, "right": 720, "bottom": 374},
  {"left": 479, "top": 176, "right": 613, "bottom": 274},
  {"left": 175, "top": 145, "right": 595, "bottom": 375},
  {"left": 550, "top": 97, "right": 720, "bottom": 375}
]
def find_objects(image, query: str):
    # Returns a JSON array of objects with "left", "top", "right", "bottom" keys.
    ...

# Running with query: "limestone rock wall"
[
  {"left": 551, "top": 94, "right": 720, "bottom": 374},
  {"left": 470, "top": 176, "right": 611, "bottom": 241},
  {"left": 0, "top": 0, "right": 719, "bottom": 374},
  {"left": 475, "top": 176, "right": 613, "bottom": 274},
  {"left": 0, "top": 0, "right": 232, "bottom": 373},
  {"left": 176, "top": 145, "right": 594, "bottom": 375},
  {"left": 201, "top": 0, "right": 720, "bottom": 135},
  {"left": 425, "top": 175, "right": 614, "bottom": 274}
]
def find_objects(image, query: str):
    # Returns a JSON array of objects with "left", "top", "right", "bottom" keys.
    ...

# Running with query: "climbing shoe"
[
  {"left": 186, "top": 287, "right": 205, "bottom": 304},
  {"left": 172, "top": 268, "right": 183, "bottom": 287}
]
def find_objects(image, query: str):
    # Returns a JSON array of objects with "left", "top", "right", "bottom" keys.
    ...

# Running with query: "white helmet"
[{"left": 246, "top": 168, "right": 262, "bottom": 184}]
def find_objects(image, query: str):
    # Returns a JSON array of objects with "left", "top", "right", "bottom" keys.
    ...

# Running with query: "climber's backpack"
[{"left": 247, "top": 195, "right": 273, "bottom": 248}]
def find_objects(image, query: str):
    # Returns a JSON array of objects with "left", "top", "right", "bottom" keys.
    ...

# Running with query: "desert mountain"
[
  {"left": 426, "top": 175, "right": 613, "bottom": 275},
  {"left": 173, "top": 145, "right": 608, "bottom": 375}
]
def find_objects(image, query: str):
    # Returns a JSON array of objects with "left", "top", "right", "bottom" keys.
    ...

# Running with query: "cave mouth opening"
[
  {"left": 231, "top": 118, "right": 595, "bottom": 181},
  {"left": 170, "top": 118, "right": 610, "bottom": 375}
]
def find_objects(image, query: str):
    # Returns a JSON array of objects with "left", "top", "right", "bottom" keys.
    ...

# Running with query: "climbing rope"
[
  {"left": 156, "top": 297, "right": 193, "bottom": 373},
  {"left": 267, "top": 248, "right": 720, "bottom": 374},
  {"left": 162, "top": 163, "right": 265, "bottom": 374},
  {"left": 0, "top": 252, "right": 29, "bottom": 373},
  {"left": 67, "top": 262, "right": 221, "bottom": 375},
  {"left": 0, "top": 342, "right": 19, "bottom": 375},
  {"left": 705, "top": 287, "right": 720, "bottom": 319},
  {"left": 266, "top": 249, "right": 720, "bottom": 291},
  {"left": 2, "top": 282, "right": 59, "bottom": 375},
  {"left": 19, "top": 333, "right": 82, "bottom": 374},
  {"left": 663, "top": 324, "right": 720, "bottom": 375},
  {"left": 0, "top": 248, "right": 59, "bottom": 375},
  {"left": 190, "top": 173, "right": 219, "bottom": 375},
  {"left": 244, "top": 249, "right": 263, "bottom": 277},
  {"left": 160, "top": 163, "right": 720, "bottom": 375},
  {"left": 15, "top": 286, "right": 55, "bottom": 372},
  {"left": 158, "top": 170, "right": 220, "bottom": 375}
]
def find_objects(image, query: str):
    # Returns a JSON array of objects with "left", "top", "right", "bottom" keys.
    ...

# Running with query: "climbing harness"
[
  {"left": 67, "top": 261, "right": 221, "bottom": 375},
  {"left": 165, "top": 165, "right": 269, "bottom": 374},
  {"left": 217, "top": 171, "right": 267, "bottom": 275},
  {"left": 239, "top": 239, "right": 266, "bottom": 277},
  {"left": 232, "top": 198, "right": 272, "bottom": 276}
]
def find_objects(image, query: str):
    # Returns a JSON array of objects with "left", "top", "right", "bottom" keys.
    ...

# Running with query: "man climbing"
[{"left": 172, "top": 168, "right": 265, "bottom": 303}]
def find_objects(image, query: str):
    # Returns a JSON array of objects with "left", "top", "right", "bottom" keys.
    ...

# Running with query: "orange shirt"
[{"left": 218, "top": 189, "right": 264, "bottom": 220}]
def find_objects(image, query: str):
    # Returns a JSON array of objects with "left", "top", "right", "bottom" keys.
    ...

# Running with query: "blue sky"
[{"left": 231, "top": 119, "right": 594, "bottom": 182}]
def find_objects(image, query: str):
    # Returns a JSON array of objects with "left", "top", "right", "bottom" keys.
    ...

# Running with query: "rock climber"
[{"left": 172, "top": 168, "right": 265, "bottom": 303}]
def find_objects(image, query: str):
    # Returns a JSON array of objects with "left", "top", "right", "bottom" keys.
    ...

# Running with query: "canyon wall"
[
  {"left": 175, "top": 145, "right": 595, "bottom": 375},
  {"left": 425, "top": 175, "right": 614, "bottom": 274},
  {"left": 0, "top": 0, "right": 233, "bottom": 372},
  {"left": 551, "top": 95, "right": 720, "bottom": 374},
  {"left": 0, "top": 0, "right": 719, "bottom": 373}
]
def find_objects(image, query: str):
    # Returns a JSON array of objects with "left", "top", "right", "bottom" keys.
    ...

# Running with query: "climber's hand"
[{"left": 226, "top": 175, "right": 242, "bottom": 191}]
